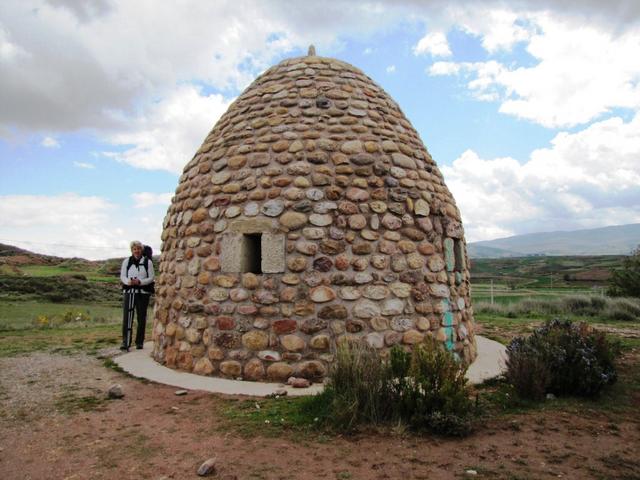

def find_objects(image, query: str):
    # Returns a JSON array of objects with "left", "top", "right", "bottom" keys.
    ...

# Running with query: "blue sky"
[{"left": 1, "top": 1, "right": 639, "bottom": 259}]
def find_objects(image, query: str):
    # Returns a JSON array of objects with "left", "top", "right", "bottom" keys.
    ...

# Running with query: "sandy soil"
[{"left": 0, "top": 351, "right": 639, "bottom": 480}]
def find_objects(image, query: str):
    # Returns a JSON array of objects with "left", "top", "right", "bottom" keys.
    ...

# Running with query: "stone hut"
[{"left": 151, "top": 48, "right": 477, "bottom": 382}]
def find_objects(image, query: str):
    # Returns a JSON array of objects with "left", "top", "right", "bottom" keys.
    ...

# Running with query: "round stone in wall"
[{"left": 261, "top": 199, "right": 285, "bottom": 217}]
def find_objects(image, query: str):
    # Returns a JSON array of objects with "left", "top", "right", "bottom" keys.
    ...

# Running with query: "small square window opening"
[{"left": 242, "top": 233, "right": 262, "bottom": 274}]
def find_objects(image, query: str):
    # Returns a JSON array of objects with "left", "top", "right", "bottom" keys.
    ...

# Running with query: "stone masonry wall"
[{"left": 151, "top": 54, "right": 477, "bottom": 382}]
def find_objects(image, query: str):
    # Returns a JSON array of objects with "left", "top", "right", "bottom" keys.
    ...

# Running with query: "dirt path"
[{"left": 1, "top": 352, "right": 639, "bottom": 480}]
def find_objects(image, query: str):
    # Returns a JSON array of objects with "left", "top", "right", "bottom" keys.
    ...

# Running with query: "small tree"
[{"left": 608, "top": 246, "right": 640, "bottom": 298}]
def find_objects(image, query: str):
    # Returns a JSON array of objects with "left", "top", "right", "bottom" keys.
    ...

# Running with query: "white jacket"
[{"left": 120, "top": 256, "right": 155, "bottom": 293}]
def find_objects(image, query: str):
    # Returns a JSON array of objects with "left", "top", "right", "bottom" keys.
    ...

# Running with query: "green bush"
[
  {"left": 608, "top": 247, "right": 640, "bottom": 297},
  {"left": 391, "top": 339, "right": 473, "bottom": 436},
  {"left": 506, "top": 319, "right": 619, "bottom": 400},
  {"left": 323, "top": 341, "right": 393, "bottom": 428},
  {"left": 319, "top": 338, "right": 474, "bottom": 436},
  {"left": 589, "top": 296, "right": 606, "bottom": 311}
]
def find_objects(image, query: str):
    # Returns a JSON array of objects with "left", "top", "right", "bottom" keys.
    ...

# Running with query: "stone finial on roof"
[{"left": 307, "top": 44, "right": 316, "bottom": 56}]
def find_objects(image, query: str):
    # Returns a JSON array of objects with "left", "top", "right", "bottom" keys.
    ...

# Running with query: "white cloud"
[
  {"left": 430, "top": 60, "right": 508, "bottom": 102},
  {"left": 0, "top": 193, "right": 113, "bottom": 228},
  {"left": 0, "top": 24, "right": 28, "bottom": 62},
  {"left": 73, "top": 161, "right": 94, "bottom": 169},
  {"left": 132, "top": 192, "right": 173, "bottom": 209},
  {"left": 0, "top": 0, "right": 400, "bottom": 137},
  {"left": 451, "top": 8, "right": 533, "bottom": 52},
  {"left": 443, "top": 113, "right": 640, "bottom": 241},
  {"left": 2, "top": 1, "right": 640, "bottom": 135},
  {"left": 429, "top": 61, "right": 461, "bottom": 76},
  {"left": 429, "top": 14, "right": 640, "bottom": 128},
  {"left": 386, "top": 65, "right": 396, "bottom": 74},
  {"left": 0, "top": 193, "right": 163, "bottom": 260},
  {"left": 2, "top": 0, "right": 639, "bottom": 171},
  {"left": 104, "top": 86, "right": 233, "bottom": 173},
  {"left": 41, "top": 135, "right": 60, "bottom": 148},
  {"left": 413, "top": 31, "right": 451, "bottom": 57}
]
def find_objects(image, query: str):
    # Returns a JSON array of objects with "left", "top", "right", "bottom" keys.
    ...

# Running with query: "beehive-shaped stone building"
[{"left": 151, "top": 49, "right": 477, "bottom": 382}]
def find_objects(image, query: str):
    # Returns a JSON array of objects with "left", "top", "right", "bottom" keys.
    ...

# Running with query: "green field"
[
  {"left": 20, "top": 265, "right": 119, "bottom": 283},
  {"left": 0, "top": 300, "right": 151, "bottom": 357},
  {"left": 0, "top": 301, "right": 122, "bottom": 330},
  {"left": 471, "top": 282, "right": 604, "bottom": 304},
  {"left": 469, "top": 254, "right": 620, "bottom": 304},
  {"left": 470, "top": 254, "right": 623, "bottom": 286}
]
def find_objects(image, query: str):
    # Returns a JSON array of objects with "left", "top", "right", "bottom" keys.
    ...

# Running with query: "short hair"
[{"left": 130, "top": 240, "right": 143, "bottom": 250}]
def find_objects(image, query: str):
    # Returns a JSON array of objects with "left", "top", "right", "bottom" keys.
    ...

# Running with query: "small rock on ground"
[
  {"left": 175, "top": 390, "right": 188, "bottom": 396},
  {"left": 107, "top": 384, "right": 124, "bottom": 399},
  {"left": 287, "top": 377, "right": 311, "bottom": 388},
  {"left": 197, "top": 457, "right": 217, "bottom": 476}
]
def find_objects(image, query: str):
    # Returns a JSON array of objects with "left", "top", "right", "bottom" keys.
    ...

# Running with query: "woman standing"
[{"left": 120, "top": 241, "right": 154, "bottom": 351}]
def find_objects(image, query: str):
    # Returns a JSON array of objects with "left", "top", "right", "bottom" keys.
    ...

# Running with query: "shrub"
[
  {"left": 503, "top": 336, "right": 550, "bottom": 400},
  {"left": 607, "top": 297, "right": 640, "bottom": 318},
  {"left": 61, "top": 310, "right": 91, "bottom": 323},
  {"left": 605, "top": 306, "right": 636, "bottom": 322},
  {"left": 506, "top": 319, "right": 619, "bottom": 400},
  {"left": 31, "top": 310, "right": 92, "bottom": 329},
  {"left": 323, "top": 341, "right": 393, "bottom": 428},
  {"left": 392, "top": 339, "right": 473, "bottom": 436},
  {"left": 561, "top": 295, "right": 596, "bottom": 315},
  {"left": 589, "top": 296, "right": 606, "bottom": 311},
  {"left": 608, "top": 246, "right": 640, "bottom": 297},
  {"left": 320, "top": 338, "right": 474, "bottom": 436}
]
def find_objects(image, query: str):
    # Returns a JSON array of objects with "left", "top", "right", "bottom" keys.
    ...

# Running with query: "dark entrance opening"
[
  {"left": 243, "top": 233, "right": 262, "bottom": 274},
  {"left": 454, "top": 239, "right": 464, "bottom": 272}
]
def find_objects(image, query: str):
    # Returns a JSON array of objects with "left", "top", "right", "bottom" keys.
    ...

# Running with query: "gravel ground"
[{"left": 0, "top": 349, "right": 121, "bottom": 422}]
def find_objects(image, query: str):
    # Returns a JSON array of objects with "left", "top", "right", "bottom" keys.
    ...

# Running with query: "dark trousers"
[{"left": 121, "top": 290, "right": 150, "bottom": 348}]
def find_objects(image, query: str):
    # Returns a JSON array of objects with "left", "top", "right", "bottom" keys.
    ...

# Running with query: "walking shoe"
[
  {"left": 136, "top": 344, "right": 143, "bottom": 350},
  {"left": 119, "top": 345, "right": 129, "bottom": 352}
]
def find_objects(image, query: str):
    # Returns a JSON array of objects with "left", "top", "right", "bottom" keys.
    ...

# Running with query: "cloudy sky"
[{"left": 1, "top": 0, "right": 639, "bottom": 259}]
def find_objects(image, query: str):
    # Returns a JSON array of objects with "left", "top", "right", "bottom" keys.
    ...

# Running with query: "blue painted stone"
[
  {"left": 444, "top": 326, "right": 455, "bottom": 351},
  {"left": 442, "top": 299, "right": 455, "bottom": 350},
  {"left": 443, "top": 310, "right": 454, "bottom": 327}
]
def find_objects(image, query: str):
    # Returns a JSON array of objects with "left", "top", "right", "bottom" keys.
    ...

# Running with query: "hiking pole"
[{"left": 126, "top": 285, "right": 136, "bottom": 350}]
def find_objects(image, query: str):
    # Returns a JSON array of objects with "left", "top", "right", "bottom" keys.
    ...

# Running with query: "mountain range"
[{"left": 468, "top": 223, "right": 640, "bottom": 258}]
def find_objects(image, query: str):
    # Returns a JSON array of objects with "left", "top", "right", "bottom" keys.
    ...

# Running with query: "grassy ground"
[
  {"left": 20, "top": 265, "right": 118, "bottom": 283},
  {"left": 476, "top": 310, "right": 640, "bottom": 345},
  {"left": 0, "top": 301, "right": 149, "bottom": 357},
  {"left": 0, "top": 323, "right": 123, "bottom": 357},
  {"left": 0, "top": 301, "right": 121, "bottom": 330}
]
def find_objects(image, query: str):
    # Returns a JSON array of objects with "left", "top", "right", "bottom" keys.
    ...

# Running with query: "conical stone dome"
[{"left": 152, "top": 52, "right": 477, "bottom": 382}]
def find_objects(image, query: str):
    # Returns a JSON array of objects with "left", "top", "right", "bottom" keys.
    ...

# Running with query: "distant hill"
[
  {"left": 0, "top": 242, "right": 158, "bottom": 276},
  {"left": 468, "top": 223, "right": 640, "bottom": 258},
  {"left": 0, "top": 243, "right": 64, "bottom": 266}
]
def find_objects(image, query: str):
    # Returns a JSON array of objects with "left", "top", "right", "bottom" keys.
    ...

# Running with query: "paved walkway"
[{"left": 114, "top": 335, "right": 507, "bottom": 397}]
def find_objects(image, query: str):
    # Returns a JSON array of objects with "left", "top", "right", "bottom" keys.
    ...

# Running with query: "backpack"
[{"left": 123, "top": 245, "right": 155, "bottom": 294}]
